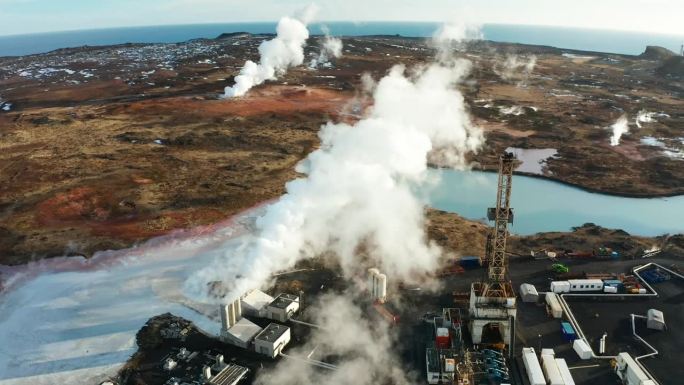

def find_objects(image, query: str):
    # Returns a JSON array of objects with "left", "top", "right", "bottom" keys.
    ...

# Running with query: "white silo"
[
  {"left": 220, "top": 304, "right": 230, "bottom": 331},
  {"left": 228, "top": 302, "right": 236, "bottom": 327},
  {"left": 234, "top": 298, "right": 242, "bottom": 320},
  {"left": 368, "top": 268, "right": 380, "bottom": 299},
  {"left": 377, "top": 273, "right": 387, "bottom": 303}
]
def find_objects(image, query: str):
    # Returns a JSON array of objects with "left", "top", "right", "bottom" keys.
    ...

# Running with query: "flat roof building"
[
  {"left": 208, "top": 364, "right": 249, "bottom": 385},
  {"left": 222, "top": 318, "right": 262, "bottom": 349},
  {"left": 254, "top": 323, "right": 291, "bottom": 358},
  {"left": 266, "top": 293, "right": 300, "bottom": 322},
  {"left": 241, "top": 290, "right": 274, "bottom": 318}
]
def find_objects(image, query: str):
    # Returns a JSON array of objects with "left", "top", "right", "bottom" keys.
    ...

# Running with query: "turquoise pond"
[{"left": 427, "top": 170, "right": 684, "bottom": 236}]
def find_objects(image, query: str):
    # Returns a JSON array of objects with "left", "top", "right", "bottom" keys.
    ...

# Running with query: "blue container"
[
  {"left": 561, "top": 321, "right": 577, "bottom": 341},
  {"left": 459, "top": 256, "right": 481, "bottom": 269},
  {"left": 603, "top": 279, "right": 624, "bottom": 291}
]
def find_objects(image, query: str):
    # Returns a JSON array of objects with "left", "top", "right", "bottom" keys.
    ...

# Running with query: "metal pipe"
[{"left": 280, "top": 352, "right": 337, "bottom": 370}]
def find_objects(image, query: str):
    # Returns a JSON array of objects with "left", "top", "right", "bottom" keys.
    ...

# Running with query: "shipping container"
[
  {"left": 459, "top": 256, "right": 481, "bottom": 269},
  {"left": 522, "top": 347, "right": 545, "bottom": 385},
  {"left": 568, "top": 279, "right": 604, "bottom": 292},
  {"left": 520, "top": 283, "right": 539, "bottom": 302},
  {"left": 545, "top": 292, "right": 563, "bottom": 318},
  {"left": 573, "top": 339, "right": 592, "bottom": 360},
  {"left": 603, "top": 286, "right": 618, "bottom": 293},
  {"left": 561, "top": 321, "right": 577, "bottom": 341},
  {"left": 436, "top": 327, "right": 450, "bottom": 349},
  {"left": 615, "top": 352, "right": 656, "bottom": 385},
  {"left": 556, "top": 358, "right": 576, "bottom": 385},
  {"left": 550, "top": 281, "right": 571, "bottom": 293},
  {"left": 542, "top": 351, "right": 564, "bottom": 385}
]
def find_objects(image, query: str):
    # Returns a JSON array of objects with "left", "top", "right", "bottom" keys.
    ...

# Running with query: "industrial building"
[
  {"left": 265, "top": 293, "right": 300, "bottom": 322},
  {"left": 240, "top": 289, "right": 275, "bottom": 318},
  {"left": 368, "top": 267, "right": 388, "bottom": 303},
  {"left": 254, "top": 323, "right": 291, "bottom": 358}
]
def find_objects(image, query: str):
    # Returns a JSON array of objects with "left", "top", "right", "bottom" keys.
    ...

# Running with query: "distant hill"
[
  {"left": 216, "top": 32, "right": 251, "bottom": 40},
  {"left": 657, "top": 56, "right": 684, "bottom": 77},
  {"left": 639, "top": 45, "right": 676, "bottom": 61}
]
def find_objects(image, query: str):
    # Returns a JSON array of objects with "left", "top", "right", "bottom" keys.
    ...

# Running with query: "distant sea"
[{"left": 0, "top": 22, "right": 682, "bottom": 57}]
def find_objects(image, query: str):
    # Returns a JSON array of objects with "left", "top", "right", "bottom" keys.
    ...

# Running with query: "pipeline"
[{"left": 279, "top": 352, "right": 337, "bottom": 370}]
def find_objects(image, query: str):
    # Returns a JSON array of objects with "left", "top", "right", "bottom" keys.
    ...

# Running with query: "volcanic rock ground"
[{"left": 1, "top": 34, "right": 683, "bottom": 264}]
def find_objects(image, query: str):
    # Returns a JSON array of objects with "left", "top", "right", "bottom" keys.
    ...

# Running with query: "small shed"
[
  {"left": 520, "top": 283, "right": 539, "bottom": 303},
  {"left": 573, "top": 339, "right": 592, "bottom": 360},
  {"left": 646, "top": 309, "right": 665, "bottom": 331}
]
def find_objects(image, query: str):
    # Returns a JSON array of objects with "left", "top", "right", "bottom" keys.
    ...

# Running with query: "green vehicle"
[{"left": 551, "top": 263, "right": 569, "bottom": 274}]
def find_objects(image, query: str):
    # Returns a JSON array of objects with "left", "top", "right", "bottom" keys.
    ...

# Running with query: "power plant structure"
[
  {"left": 368, "top": 267, "right": 388, "bottom": 303},
  {"left": 468, "top": 152, "right": 517, "bottom": 352}
]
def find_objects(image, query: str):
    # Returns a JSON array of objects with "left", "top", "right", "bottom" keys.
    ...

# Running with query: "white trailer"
[
  {"left": 541, "top": 349, "right": 564, "bottom": 385},
  {"left": 567, "top": 279, "right": 604, "bottom": 292},
  {"left": 555, "top": 358, "right": 576, "bottom": 385},
  {"left": 522, "top": 347, "right": 545, "bottom": 385},
  {"left": 550, "top": 281, "right": 571, "bottom": 293},
  {"left": 545, "top": 292, "right": 563, "bottom": 318},
  {"left": 615, "top": 352, "right": 656, "bottom": 385}
]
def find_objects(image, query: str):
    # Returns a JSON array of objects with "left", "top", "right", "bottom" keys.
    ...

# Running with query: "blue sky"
[{"left": 0, "top": 0, "right": 682, "bottom": 36}]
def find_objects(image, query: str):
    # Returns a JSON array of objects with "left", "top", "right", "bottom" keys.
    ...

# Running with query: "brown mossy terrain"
[{"left": 1, "top": 35, "right": 683, "bottom": 263}]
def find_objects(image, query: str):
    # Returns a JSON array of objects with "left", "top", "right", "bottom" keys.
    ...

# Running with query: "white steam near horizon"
[
  {"left": 494, "top": 54, "right": 537, "bottom": 86},
  {"left": 609, "top": 114, "right": 630, "bottom": 146},
  {"left": 310, "top": 26, "right": 343, "bottom": 68},
  {"left": 187, "top": 20, "right": 483, "bottom": 304},
  {"left": 223, "top": 5, "right": 318, "bottom": 98}
]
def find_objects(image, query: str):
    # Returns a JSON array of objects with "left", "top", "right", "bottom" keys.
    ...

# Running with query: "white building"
[
  {"left": 254, "top": 323, "right": 291, "bottom": 358},
  {"left": 266, "top": 293, "right": 300, "bottom": 322},
  {"left": 222, "top": 317, "right": 263, "bottom": 349},
  {"left": 367, "top": 268, "right": 388, "bottom": 303},
  {"left": 241, "top": 289, "right": 275, "bottom": 318}
]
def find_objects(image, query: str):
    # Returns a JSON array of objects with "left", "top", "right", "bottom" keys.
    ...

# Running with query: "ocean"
[{"left": 0, "top": 22, "right": 682, "bottom": 57}]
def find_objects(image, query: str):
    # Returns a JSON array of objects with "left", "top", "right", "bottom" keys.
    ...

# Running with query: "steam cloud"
[
  {"left": 609, "top": 114, "right": 630, "bottom": 146},
  {"left": 255, "top": 294, "right": 414, "bottom": 385},
  {"left": 635, "top": 109, "right": 657, "bottom": 128},
  {"left": 223, "top": 5, "right": 317, "bottom": 97},
  {"left": 494, "top": 54, "right": 537, "bottom": 86},
  {"left": 310, "top": 27, "right": 343, "bottom": 68},
  {"left": 187, "top": 28, "right": 483, "bottom": 303}
]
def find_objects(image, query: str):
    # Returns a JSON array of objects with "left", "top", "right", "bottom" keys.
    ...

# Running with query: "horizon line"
[{"left": 1, "top": 20, "right": 683, "bottom": 39}]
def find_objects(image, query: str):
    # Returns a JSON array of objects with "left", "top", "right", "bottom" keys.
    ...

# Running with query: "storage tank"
[
  {"left": 545, "top": 292, "right": 563, "bottom": 318},
  {"left": 368, "top": 268, "right": 380, "bottom": 299},
  {"left": 541, "top": 350, "right": 564, "bottom": 385},
  {"left": 550, "top": 281, "right": 571, "bottom": 293},
  {"left": 555, "top": 358, "right": 576, "bottom": 385},
  {"left": 522, "top": 347, "right": 545, "bottom": 385},
  {"left": 377, "top": 273, "right": 387, "bottom": 303}
]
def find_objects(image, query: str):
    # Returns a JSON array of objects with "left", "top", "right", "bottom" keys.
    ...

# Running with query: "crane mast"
[
  {"left": 467, "top": 152, "right": 517, "bottom": 351},
  {"left": 483, "top": 152, "right": 515, "bottom": 297}
]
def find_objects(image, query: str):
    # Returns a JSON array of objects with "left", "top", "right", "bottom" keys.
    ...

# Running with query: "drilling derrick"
[{"left": 468, "top": 152, "right": 517, "bottom": 351}]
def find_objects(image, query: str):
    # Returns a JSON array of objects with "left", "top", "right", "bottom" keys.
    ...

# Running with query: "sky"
[{"left": 0, "top": 0, "right": 682, "bottom": 36}]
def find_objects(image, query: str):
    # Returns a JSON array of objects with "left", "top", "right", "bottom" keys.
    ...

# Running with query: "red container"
[{"left": 436, "top": 327, "right": 450, "bottom": 349}]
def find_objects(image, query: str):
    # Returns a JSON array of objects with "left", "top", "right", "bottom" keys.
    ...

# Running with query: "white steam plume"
[
  {"left": 223, "top": 5, "right": 317, "bottom": 98},
  {"left": 432, "top": 20, "right": 482, "bottom": 62},
  {"left": 635, "top": 109, "right": 657, "bottom": 128},
  {"left": 310, "top": 26, "right": 343, "bottom": 68},
  {"left": 609, "top": 114, "right": 630, "bottom": 146},
  {"left": 187, "top": 38, "right": 483, "bottom": 303},
  {"left": 494, "top": 54, "right": 537, "bottom": 86},
  {"left": 255, "top": 294, "right": 414, "bottom": 385}
]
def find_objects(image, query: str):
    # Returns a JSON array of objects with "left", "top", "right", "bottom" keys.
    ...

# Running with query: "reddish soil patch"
[
  {"left": 37, "top": 186, "right": 113, "bottom": 224},
  {"left": 119, "top": 85, "right": 353, "bottom": 118}
]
